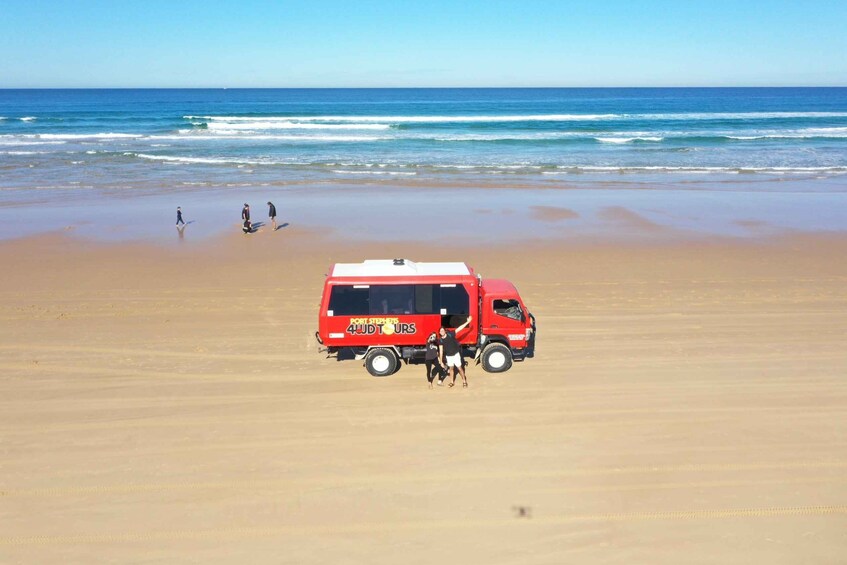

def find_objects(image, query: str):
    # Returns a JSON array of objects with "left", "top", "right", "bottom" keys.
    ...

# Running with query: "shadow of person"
[{"left": 275, "top": 222, "right": 290, "bottom": 231}]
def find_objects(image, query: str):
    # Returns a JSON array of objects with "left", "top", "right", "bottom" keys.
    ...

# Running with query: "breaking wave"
[
  {"left": 121, "top": 153, "right": 847, "bottom": 176},
  {"left": 205, "top": 121, "right": 391, "bottom": 131},
  {"left": 184, "top": 112, "right": 847, "bottom": 124},
  {"left": 130, "top": 153, "right": 267, "bottom": 165},
  {"left": 185, "top": 114, "right": 621, "bottom": 123},
  {"left": 595, "top": 137, "right": 664, "bottom": 144}
]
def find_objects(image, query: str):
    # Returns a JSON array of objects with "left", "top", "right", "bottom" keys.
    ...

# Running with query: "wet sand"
[
  {"left": 1, "top": 224, "right": 846, "bottom": 563},
  {"left": 2, "top": 176, "right": 847, "bottom": 244}
]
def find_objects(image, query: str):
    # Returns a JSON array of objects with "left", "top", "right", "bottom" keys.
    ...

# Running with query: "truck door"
[
  {"left": 485, "top": 297, "right": 526, "bottom": 339},
  {"left": 438, "top": 283, "right": 470, "bottom": 328}
]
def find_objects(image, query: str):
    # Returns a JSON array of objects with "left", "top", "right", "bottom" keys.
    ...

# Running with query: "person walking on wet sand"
[
  {"left": 241, "top": 203, "right": 252, "bottom": 233},
  {"left": 267, "top": 201, "right": 277, "bottom": 231},
  {"left": 176, "top": 206, "right": 185, "bottom": 226},
  {"left": 439, "top": 315, "right": 472, "bottom": 388}
]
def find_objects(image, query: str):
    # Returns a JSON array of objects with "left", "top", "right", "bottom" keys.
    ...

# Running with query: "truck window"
[
  {"left": 493, "top": 299, "right": 523, "bottom": 321},
  {"left": 328, "top": 285, "right": 369, "bottom": 316},
  {"left": 329, "top": 283, "right": 469, "bottom": 317},
  {"left": 441, "top": 285, "right": 469, "bottom": 315},
  {"left": 414, "top": 284, "right": 438, "bottom": 314},
  {"left": 370, "top": 285, "right": 415, "bottom": 315}
]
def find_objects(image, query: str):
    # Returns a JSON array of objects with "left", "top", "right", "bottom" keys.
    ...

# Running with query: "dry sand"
[{"left": 1, "top": 227, "right": 846, "bottom": 563}]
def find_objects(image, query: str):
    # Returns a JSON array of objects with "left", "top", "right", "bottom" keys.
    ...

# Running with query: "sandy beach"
[
  {"left": 3, "top": 1, "right": 847, "bottom": 559},
  {"left": 1, "top": 222, "right": 846, "bottom": 563}
]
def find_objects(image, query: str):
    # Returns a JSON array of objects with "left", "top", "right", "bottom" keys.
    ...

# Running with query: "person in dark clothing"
[
  {"left": 241, "top": 203, "right": 252, "bottom": 233},
  {"left": 439, "top": 315, "right": 472, "bottom": 388},
  {"left": 424, "top": 332, "right": 444, "bottom": 388},
  {"left": 176, "top": 207, "right": 185, "bottom": 226},
  {"left": 267, "top": 201, "right": 277, "bottom": 231}
]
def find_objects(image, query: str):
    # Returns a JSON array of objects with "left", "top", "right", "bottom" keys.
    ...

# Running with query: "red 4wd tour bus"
[{"left": 316, "top": 259, "right": 536, "bottom": 376}]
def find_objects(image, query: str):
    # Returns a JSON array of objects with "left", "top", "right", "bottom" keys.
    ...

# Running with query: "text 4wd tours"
[{"left": 346, "top": 317, "right": 418, "bottom": 336}]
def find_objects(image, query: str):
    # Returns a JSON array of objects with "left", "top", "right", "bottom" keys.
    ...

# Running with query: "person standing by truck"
[
  {"left": 424, "top": 332, "right": 444, "bottom": 388},
  {"left": 439, "top": 315, "right": 472, "bottom": 388}
]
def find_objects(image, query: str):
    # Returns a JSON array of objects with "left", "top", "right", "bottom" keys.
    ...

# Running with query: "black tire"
[
  {"left": 364, "top": 348, "right": 399, "bottom": 377},
  {"left": 481, "top": 343, "right": 513, "bottom": 373}
]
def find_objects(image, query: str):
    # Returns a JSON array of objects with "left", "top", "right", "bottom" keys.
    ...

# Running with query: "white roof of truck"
[{"left": 331, "top": 259, "right": 471, "bottom": 278}]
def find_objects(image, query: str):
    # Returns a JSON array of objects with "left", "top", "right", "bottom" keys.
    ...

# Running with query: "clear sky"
[{"left": 1, "top": 0, "right": 846, "bottom": 88}]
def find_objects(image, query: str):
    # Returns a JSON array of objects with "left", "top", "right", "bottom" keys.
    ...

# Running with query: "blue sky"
[{"left": 1, "top": 0, "right": 846, "bottom": 87}]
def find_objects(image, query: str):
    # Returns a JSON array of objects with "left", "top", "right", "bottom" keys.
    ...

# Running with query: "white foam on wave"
[
  {"left": 36, "top": 133, "right": 143, "bottom": 140},
  {"left": 733, "top": 136, "right": 847, "bottom": 141},
  {"left": 331, "top": 170, "right": 417, "bottom": 176},
  {"left": 641, "top": 112, "right": 847, "bottom": 120},
  {"left": 170, "top": 133, "right": 390, "bottom": 142},
  {"left": 6, "top": 131, "right": 388, "bottom": 143},
  {"left": 429, "top": 127, "right": 847, "bottom": 142},
  {"left": 132, "top": 154, "right": 412, "bottom": 168},
  {"left": 131, "top": 153, "right": 267, "bottom": 165},
  {"left": 0, "top": 150, "right": 44, "bottom": 155},
  {"left": 174, "top": 131, "right": 594, "bottom": 142},
  {"left": 757, "top": 166, "right": 847, "bottom": 172},
  {"left": 795, "top": 126, "right": 847, "bottom": 135},
  {"left": 595, "top": 136, "right": 663, "bottom": 144},
  {"left": 205, "top": 121, "right": 391, "bottom": 131},
  {"left": 185, "top": 114, "right": 620, "bottom": 123},
  {"left": 6, "top": 127, "right": 844, "bottom": 147},
  {"left": 0, "top": 133, "right": 144, "bottom": 141},
  {"left": 428, "top": 132, "right": 660, "bottom": 142},
  {"left": 727, "top": 135, "right": 784, "bottom": 140},
  {"left": 0, "top": 139, "right": 67, "bottom": 146},
  {"left": 186, "top": 111, "right": 847, "bottom": 124},
  {"left": 19, "top": 117, "right": 37, "bottom": 122},
  {"left": 726, "top": 129, "right": 847, "bottom": 140},
  {"left": 431, "top": 133, "right": 584, "bottom": 141}
]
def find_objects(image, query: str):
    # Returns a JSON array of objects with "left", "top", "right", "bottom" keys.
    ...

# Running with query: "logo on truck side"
[{"left": 346, "top": 317, "right": 417, "bottom": 336}]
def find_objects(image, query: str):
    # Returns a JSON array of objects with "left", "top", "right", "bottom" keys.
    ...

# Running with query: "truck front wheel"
[
  {"left": 481, "top": 343, "right": 512, "bottom": 373},
  {"left": 364, "top": 348, "right": 399, "bottom": 377}
]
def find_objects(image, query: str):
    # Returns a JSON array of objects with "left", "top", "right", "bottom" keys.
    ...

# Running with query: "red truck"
[{"left": 315, "top": 259, "right": 536, "bottom": 376}]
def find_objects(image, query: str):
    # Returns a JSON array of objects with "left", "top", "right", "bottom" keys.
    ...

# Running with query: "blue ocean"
[{"left": 2, "top": 88, "right": 847, "bottom": 191}]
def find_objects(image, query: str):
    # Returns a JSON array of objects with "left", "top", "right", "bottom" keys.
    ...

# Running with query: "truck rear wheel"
[
  {"left": 364, "top": 348, "right": 399, "bottom": 377},
  {"left": 481, "top": 343, "right": 512, "bottom": 373}
]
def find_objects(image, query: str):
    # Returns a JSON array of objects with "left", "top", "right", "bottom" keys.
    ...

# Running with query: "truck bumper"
[{"left": 524, "top": 313, "right": 537, "bottom": 358}]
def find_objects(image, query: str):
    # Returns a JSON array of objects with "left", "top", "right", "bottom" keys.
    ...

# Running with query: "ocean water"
[{"left": 2, "top": 88, "right": 847, "bottom": 193}]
